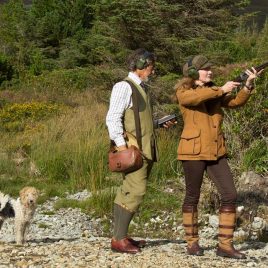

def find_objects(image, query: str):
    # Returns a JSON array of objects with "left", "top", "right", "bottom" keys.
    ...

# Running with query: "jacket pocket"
[{"left": 178, "top": 128, "right": 201, "bottom": 155}]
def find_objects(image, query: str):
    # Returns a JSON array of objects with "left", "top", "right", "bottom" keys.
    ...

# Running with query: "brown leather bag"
[
  {"left": 108, "top": 145, "right": 143, "bottom": 173},
  {"left": 108, "top": 79, "right": 144, "bottom": 173}
]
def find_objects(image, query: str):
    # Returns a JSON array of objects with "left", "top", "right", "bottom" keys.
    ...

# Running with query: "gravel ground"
[{"left": 0, "top": 191, "right": 267, "bottom": 268}]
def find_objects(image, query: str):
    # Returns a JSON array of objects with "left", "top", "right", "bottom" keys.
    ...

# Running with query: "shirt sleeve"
[{"left": 106, "top": 81, "right": 132, "bottom": 147}]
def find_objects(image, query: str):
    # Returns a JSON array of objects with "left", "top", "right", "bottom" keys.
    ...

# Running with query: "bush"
[
  {"left": 4, "top": 65, "right": 125, "bottom": 96},
  {"left": 0, "top": 102, "right": 61, "bottom": 132},
  {"left": 0, "top": 53, "right": 14, "bottom": 85},
  {"left": 242, "top": 139, "right": 268, "bottom": 174}
]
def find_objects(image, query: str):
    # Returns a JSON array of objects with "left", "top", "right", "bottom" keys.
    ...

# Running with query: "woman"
[{"left": 175, "top": 55, "right": 262, "bottom": 259}]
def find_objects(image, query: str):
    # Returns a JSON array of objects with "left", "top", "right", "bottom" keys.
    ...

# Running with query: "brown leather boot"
[
  {"left": 183, "top": 205, "right": 204, "bottom": 256},
  {"left": 217, "top": 205, "right": 246, "bottom": 259}
]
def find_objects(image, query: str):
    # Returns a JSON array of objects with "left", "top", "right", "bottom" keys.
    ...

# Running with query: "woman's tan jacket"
[{"left": 175, "top": 78, "right": 251, "bottom": 160}]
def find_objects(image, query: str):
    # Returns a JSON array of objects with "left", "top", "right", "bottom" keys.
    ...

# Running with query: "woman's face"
[{"left": 197, "top": 67, "right": 212, "bottom": 84}]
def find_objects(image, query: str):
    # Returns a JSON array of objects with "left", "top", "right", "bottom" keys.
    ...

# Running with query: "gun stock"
[{"left": 233, "top": 61, "right": 268, "bottom": 83}]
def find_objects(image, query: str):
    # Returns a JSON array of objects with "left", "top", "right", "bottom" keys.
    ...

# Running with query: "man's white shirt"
[{"left": 106, "top": 72, "right": 143, "bottom": 147}]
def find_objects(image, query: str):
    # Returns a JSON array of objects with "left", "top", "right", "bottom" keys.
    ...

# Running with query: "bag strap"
[{"left": 124, "top": 79, "right": 142, "bottom": 151}]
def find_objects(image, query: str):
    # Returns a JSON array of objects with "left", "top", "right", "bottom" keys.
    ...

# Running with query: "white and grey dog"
[{"left": 0, "top": 187, "right": 39, "bottom": 244}]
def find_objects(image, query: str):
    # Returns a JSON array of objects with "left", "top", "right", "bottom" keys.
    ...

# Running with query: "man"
[{"left": 106, "top": 48, "right": 173, "bottom": 254}]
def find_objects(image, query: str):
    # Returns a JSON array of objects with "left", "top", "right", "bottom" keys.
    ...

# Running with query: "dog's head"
[{"left": 19, "top": 187, "right": 40, "bottom": 208}]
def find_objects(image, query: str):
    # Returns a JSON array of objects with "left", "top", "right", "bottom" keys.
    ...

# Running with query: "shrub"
[
  {"left": 0, "top": 53, "right": 14, "bottom": 85},
  {"left": 242, "top": 139, "right": 268, "bottom": 174},
  {"left": 0, "top": 102, "right": 62, "bottom": 132}
]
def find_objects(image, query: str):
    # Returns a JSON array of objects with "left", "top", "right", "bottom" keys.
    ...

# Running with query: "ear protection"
[
  {"left": 187, "top": 57, "right": 199, "bottom": 80},
  {"left": 136, "top": 51, "right": 152, "bottom": 70}
]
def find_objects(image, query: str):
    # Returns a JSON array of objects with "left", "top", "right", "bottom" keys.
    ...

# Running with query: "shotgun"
[
  {"left": 157, "top": 114, "right": 177, "bottom": 128},
  {"left": 233, "top": 61, "right": 268, "bottom": 83}
]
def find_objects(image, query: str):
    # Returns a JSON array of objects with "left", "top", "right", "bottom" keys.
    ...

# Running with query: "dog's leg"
[
  {"left": 15, "top": 219, "right": 25, "bottom": 245},
  {"left": 21, "top": 222, "right": 29, "bottom": 244},
  {"left": 0, "top": 219, "right": 3, "bottom": 231}
]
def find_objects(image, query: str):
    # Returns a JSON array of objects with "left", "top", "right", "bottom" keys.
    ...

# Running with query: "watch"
[{"left": 244, "top": 84, "right": 254, "bottom": 91}]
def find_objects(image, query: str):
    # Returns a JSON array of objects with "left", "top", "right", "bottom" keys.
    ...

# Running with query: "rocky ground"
[{"left": 0, "top": 190, "right": 267, "bottom": 268}]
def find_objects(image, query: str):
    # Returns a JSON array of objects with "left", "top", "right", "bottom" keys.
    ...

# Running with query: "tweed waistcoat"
[{"left": 123, "top": 77, "right": 158, "bottom": 161}]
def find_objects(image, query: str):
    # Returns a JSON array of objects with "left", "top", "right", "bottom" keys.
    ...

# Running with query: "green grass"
[
  {"left": 242, "top": 139, "right": 268, "bottom": 174},
  {"left": 41, "top": 210, "right": 55, "bottom": 215},
  {"left": 52, "top": 179, "right": 184, "bottom": 238},
  {"left": 151, "top": 126, "right": 182, "bottom": 183},
  {"left": 0, "top": 175, "right": 72, "bottom": 201},
  {"left": 53, "top": 187, "right": 116, "bottom": 217},
  {"left": 38, "top": 223, "right": 50, "bottom": 229},
  {"left": 128, "top": 181, "right": 184, "bottom": 238}
]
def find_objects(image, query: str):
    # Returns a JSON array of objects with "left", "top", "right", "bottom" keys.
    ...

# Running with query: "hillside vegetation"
[{"left": 0, "top": 0, "right": 267, "bottom": 234}]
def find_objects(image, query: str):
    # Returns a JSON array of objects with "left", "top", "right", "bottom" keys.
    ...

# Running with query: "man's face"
[{"left": 137, "top": 64, "right": 155, "bottom": 82}]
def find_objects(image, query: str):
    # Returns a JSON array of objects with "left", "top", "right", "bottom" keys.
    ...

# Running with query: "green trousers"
[{"left": 114, "top": 159, "right": 153, "bottom": 212}]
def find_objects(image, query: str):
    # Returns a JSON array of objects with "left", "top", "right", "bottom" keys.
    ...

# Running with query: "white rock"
[
  {"left": 209, "top": 215, "right": 219, "bottom": 228},
  {"left": 252, "top": 217, "right": 266, "bottom": 230}
]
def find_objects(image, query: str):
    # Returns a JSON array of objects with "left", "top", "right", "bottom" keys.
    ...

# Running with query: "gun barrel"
[
  {"left": 255, "top": 61, "right": 268, "bottom": 72},
  {"left": 233, "top": 61, "right": 268, "bottom": 83}
]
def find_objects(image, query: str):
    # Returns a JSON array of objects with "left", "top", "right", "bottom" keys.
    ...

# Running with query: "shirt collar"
[{"left": 128, "top": 72, "right": 143, "bottom": 86}]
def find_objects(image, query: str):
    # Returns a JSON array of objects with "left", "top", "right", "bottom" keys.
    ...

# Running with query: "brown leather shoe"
[
  {"left": 111, "top": 238, "right": 141, "bottom": 254},
  {"left": 127, "top": 237, "right": 146, "bottom": 248},
  {"left": 216, "top": 246, "right": 246, "bottom": 259},
  {"left": 187, "top": 242, "right": 204, "bottom": 256}
]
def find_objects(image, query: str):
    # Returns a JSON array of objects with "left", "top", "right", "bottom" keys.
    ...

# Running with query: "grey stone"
[
  {"left": 0, "top": 190, "right": 268, "bottom": 267},
  {"left": 209, "top": 215, "right": 219, "bottom": 228}
]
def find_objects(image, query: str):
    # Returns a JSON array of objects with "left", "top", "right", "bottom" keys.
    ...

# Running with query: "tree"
[
  {"left": 29, "top": 0, "right": 94, "bottom": 61},
  {"left": 0, "top": 0, "right": 30, "bottom": 72},
  {"left": 91, "top": 0, "right": 250, "bottom": 72},
  {"left": 0, "top": 53, "right": 14, "bottom": 85},
  {"left": 0, "top": 0, "right": 253, "bottom": 76}
]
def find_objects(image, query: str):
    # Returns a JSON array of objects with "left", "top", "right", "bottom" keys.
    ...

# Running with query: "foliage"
[
  {"left": 242, "top": 139, "right": 268, "bottom": 174},
  {"left": 3, "top": 65, "right": 125, "bottom": 95},
  {"left": 0, "top": 53, "right": 14, "bottom": 84},
  {"left": 0, "top": 102, "right": 61, "bottom": 132},
  {"left": 224, "top": 73, "right": 268, "bottom": 142},
  {"left": 28, "top": 104, "right": 110, "bottom": 189},
  {"left": 93, "top": 0, "right": 249, "bottom": 73},
  {"left": 0, "top": 0, "right": 267, "bottom": 227},
  {"left": 0, "top": 0, "right": 252, "bottom": 79},
  {"left": 256, "top": 20, "right": 268, "bottom": 59},
  {"left": 151, "top": 127, "right": 182, "bottom": 183},
  {"left": 0, "top": 0, "right": 31, "bottom": 73}
]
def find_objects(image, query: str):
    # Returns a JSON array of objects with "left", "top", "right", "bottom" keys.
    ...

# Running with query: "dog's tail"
[{"left": 0, "top": 192, "right": 10, "bottom": 211}]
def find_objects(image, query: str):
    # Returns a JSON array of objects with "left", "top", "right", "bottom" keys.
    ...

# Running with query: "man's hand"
[
  {"left": 163, "top": 119, "right": 177, "bottom": 128},
  {"left": 158, "top": 114, "right": 177, "bottom": 128}
]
